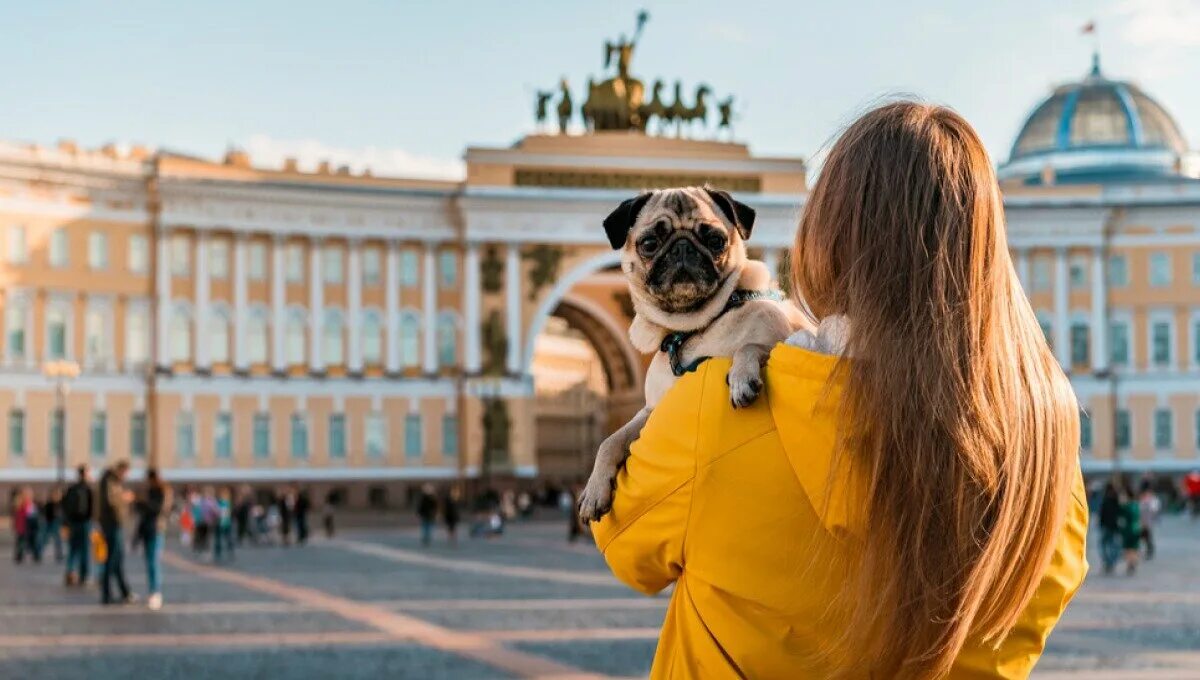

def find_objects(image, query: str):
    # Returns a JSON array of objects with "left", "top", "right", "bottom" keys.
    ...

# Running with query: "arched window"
[
  {"left": 285, "top": 307, "right": 307, "bottom": 366},
  {"left": 399, "top": 312, "right": 420, "bottom": 368},
  {"left": 322, "top": 308, "right": 344, "bottom": 366},
  {"left": 437, "top": 312, "right": 458, "bottom": 367},
  {"left": 362, "top": 309, "right": 383, "bottom": 365},
  {"left": 170, "top": 302, "right": 191, "bottom": 363},
  {"left": 209, "top": 305, "right": 231, "bottom": 363},
  {"left": 46, "top": 302, "right": 70, "bottom": 360},
  {"left": 84, "top": 305, "right": 107, "bottom": 366},
  {"left": 247, "top": 306, "right": 269, "bottom": 364}
]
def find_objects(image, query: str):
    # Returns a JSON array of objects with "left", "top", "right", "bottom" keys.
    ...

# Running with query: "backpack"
[{"left": 65, "top": 485, "right": 89, "bottom": 521}]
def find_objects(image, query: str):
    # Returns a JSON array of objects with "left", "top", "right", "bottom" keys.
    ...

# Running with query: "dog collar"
[{"left": 659, "top": 289, "right": 783, "bottom": 377}]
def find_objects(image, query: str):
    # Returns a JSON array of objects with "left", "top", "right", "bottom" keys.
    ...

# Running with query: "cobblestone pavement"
[{"left": 0, "top": 516, "right": 1197, "bottom": 679}]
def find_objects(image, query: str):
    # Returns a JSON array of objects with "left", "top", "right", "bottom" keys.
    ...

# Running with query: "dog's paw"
[
  {"left": 728, "top": 361, "right": 765, "bottom": 409},
  {"left": 578, "top": 472, "right": 616, "bottom": 523}
]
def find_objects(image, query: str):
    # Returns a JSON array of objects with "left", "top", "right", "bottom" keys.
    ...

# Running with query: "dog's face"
[{"left": 603, "top": 187, "right": 756, "bottom": 314}]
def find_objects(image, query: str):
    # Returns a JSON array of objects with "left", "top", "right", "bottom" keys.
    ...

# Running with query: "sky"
[{"left": 3, "top": 0, "right": 1199, "bottom": 179}]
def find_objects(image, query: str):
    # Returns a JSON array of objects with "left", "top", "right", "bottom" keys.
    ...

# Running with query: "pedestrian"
[
  {"left": 416, "top": 484, "right": 438, "bottom": 547},
  {"left": 295, "top": 487, "right": 311, "bottom": 544},
  {"left": 1185, "top": 469, "right": 1200, "bottom": 521},
  {"left": 1137, "top": 481, "right": 1160, "bottom": 560},
  {"left": 234, "top": 485, "right": 253, "bottom": 545},
  {"left": 442, "top": 486, "right": 461, "bottom": 546},
  {"left": 278, "top": 486, "right": 295, "bottom": 546},
  {"left": 566, "top": 481, "right": 584, "bottom": 544},
  {"left": 12, "top": 486, "right": 41, "bottom": 564},
  {"left": 136, "top": 468, "right": 172, "bottom": 611},
  {"left": 322, "top": 489, "right": 337, "bottom": 539},
  {"left": 63, "top": 464, "right": 95, "bottom": 586},
  {"left": 97, "top": 460, "right": 135, "bottom": 605},
  {"left": 41, "top": 487, "right": 64, "bottom": 563},
  {"left": 189, "top": 489, "right": 208, "bottom": 554},
  {"left": 1121, "top": 482, "right": 1142, "bottom": 576},
  {"left": 213, "top": 487, "right": 235, "bottom": 562},
  {"left": 1098, "top": 482, "right": 1122, "bottom": 575}
]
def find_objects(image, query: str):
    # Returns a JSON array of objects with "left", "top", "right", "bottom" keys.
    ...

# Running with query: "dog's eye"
[
  {"left": 704, "top": 232, "right": 726, "bottom": 252},
  {"left": 636, "top": 237, "right": 659, "bottom": 257}
]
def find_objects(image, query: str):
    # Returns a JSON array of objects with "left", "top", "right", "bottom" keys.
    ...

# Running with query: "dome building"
[{"left": 999, "top": 55, "right": 1192, "bottom": 185}]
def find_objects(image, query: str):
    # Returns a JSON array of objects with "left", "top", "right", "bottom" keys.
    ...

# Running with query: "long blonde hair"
[{"left": 792, "top": 102, "right": 1079, "bottom": 678}]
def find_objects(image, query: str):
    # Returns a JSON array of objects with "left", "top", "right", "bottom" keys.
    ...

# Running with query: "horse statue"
[
  {"left": 535, "top": 90, "right": 554, "bottom": 129},
  {"left": 664, "top": 80, "right": 685, "bottom": 136},
  {"left": 556, "top": 78, "right": 573, "bottom": 134},
  {"left": 717, "top": 95, "right": 736, "bottom": 138},
  {"left": 581, "top": 77, "right": 597, "bottom": 132},
  {"left": 680, "top": 84, "right": 712, "bottom": 134},
  {"left": 638, "top": 80, "right": 667, "bottom": 133}
]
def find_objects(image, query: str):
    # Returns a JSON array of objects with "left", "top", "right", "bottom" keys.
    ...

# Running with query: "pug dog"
[{"left": 578, "top": 186, "right": 806, "bottom": 521}]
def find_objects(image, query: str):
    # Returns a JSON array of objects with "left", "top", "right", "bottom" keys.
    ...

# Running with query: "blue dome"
[{"left": 999, "top": 56, "right": 1189, "bottom": 185}]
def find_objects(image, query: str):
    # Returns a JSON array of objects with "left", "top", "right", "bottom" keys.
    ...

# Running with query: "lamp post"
[{"left": 42, "top": 359, "right": 80, "bottom": 485}]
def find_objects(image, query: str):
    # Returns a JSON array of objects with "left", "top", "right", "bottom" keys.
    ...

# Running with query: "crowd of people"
[
  {"left": 410, "top": 480, "right": 589, "bottom": 546},
  {"left": 1091, "top": 471, "right": 1200, "bottom": 576}
]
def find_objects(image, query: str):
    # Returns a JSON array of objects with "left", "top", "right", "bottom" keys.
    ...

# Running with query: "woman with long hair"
[
  {"left": 593, "top": 101, "right": 1088, "bottom": 678},
  {"left": 137, "top": 468, "right": 172, "bottom": 610}
]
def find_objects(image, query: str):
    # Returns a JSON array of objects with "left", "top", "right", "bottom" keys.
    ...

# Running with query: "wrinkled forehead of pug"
[{"left": 602, "top": 186, "right": 756, "bottom": 250}]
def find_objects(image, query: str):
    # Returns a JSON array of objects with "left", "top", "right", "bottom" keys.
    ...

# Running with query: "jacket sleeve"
[
  {"left": 950, "top": 472, "right": 1090, "bottom": 678},
  {"left": 591, "top": 365, "right": 707, "bottom": 596}
]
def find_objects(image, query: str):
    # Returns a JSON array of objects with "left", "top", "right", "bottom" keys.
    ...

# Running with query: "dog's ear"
[
  {"left": 704, "top": 187, "right": 756, "bottom": 241},
  {"left": 602, "top": 192, "right": 652, "bottom": 250}
]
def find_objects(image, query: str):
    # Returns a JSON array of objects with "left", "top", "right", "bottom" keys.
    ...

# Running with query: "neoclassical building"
[{"left": 1, "top": 56, "right": 1198, "bottom": 502}]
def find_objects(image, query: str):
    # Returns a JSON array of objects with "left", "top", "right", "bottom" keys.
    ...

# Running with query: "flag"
[{"left": 1081, "top": 21, "right": 1095, "bottom": 34}]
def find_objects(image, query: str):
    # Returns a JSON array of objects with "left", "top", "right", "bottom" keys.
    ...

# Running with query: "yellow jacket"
[{"left": 593, "top": 344, "right": 1089, "bottom": 679}]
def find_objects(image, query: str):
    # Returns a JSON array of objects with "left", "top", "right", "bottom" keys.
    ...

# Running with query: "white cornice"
[{"left": 464, "top": 149, "right": 805, "bottom": 175}]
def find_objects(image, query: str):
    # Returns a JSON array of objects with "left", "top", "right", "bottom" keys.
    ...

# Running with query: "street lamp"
[{"left": 42, "top": 359, "right": 80, "bottom": 485}]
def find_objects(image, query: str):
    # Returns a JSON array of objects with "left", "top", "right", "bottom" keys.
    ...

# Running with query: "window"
[
  {"left": 6, "top": 226, "right": 26, "bottom": 264},
  {"left": 404, "top": 414, "right": 422, "bottom": 459},
  {"left": 170, "top": 304, "right": 191, "bottom": 363},
  {"left": 209, "top": 307, "right": 231, "bottom": 364},
  {"left": 247, "top": 307, "right": 269, "bottom": 364},
  {"left": 215, "top": 412, "right": 232, "bottom": 459},
  {"left": 85, "top": 304, "right": 108, "bottom": 366},
  {"left": 1110, "top": 321, "right": 1130, "bottom": 366},
  {"left": 1193, "top": 252, "right": 1200, "bottom": 286},
  {"left": 285, "top": 243, "right": 305, "bottom": 283},
  {"left": 1031, "top": 257, "right": 1051, "bottom": 292},
  {"left": 290, "top": 414, "right": 309, "bottom": 459},
  {"left": 362, "top": 309, "right": 383, "bottom": 365},
  {"left": 365, "top": 413, "right": 386, "bottom": 459},
  {"left": 126, "top": 305, "right": 149, "bottom": 368},
  {"left": 248, "top": 242, "right": 267, "bottom": 280},
  {"left": 1068, "top": 256, "right": 1088, "bottom": 289},
  {"left": 87, "top": 232, "right": 108, "bottom": 270},
  {"left": 437, "top": 313, "right": 457, "bottom": 366},
  {"left": 1154, "top": 408, "right": 1173, "bottom": 450},
  {"left": 49, "top": 228, "right": 68, "bottom": 268},
  {"left": 46, "top": 304, "right": 69, "bottom": 360},
  {"left": 49, "top": 409, "right": 65, "bottom": 458},
  {"left": 443, "top": 414, "right": 459, "bottom": 457},
  {"left": 438, "top": 250, "right": 458, "bottom": 288},
  {"left": 1079, "top": 411, "right": 1092, "bottom": 451},
  {"left": 1036, "top": 314, "right": 1053, "bottom": 347},
  {"left": 1151, "top": 319, "right": 1172, "bottom": 367},
  {"left": 1149, "top": 252, "right": 1172, "bottom": 287},
  {"left": 8, "top": 409, "right": 24, "bottom": 457},
  {"left": 400, "top": 250, "right": 418, "bottom": 287},
  {"left": 328, "top": 414, "right": 346, "bottom": 459},
  {"left": 1194, "top": 319, "right": 1200, "bottom": 366},
  {"left": 1069, "top": 322, "right": 1089, "bottom": 367},
  {"left": 322, "top": 308, "right": 344, "bottom": 365},
  {"left": 130, "top": 412, "right": 146, "bottom": 458},
  {"left": 322, "top": 244, "right": 343, "bottom": 284},
  {"left": 1114, "top": 409, "right": 1131, "bottom": 450},
  {"left": 362, "top": 247, "right": 381, "bottom": 286},
  {"left": 400, "top": 313, "right": 420, "bottom": 368},
  {"left": 89, "top": 412, "right": 106, "bottom": 457},
  {"left": 170, "top": 233, "right": 191, "bottom": 277},
  {"left": 128, "top": 234, "right": 147, "bottom": 274},
  {"left": 176, "top": 412, "right": 195, "bottom": 459},
  {"left": 5, "top": 299, "right": 27, "bottom": 361},
  {"left": 1108, "top": 254, "right": 1129, "bottom": 287},
  {"left": 253, "top": 413, "right": 271, "bottom": 460},
  {"left": 286, "top": 308, "right": 306, "bottom": 365},
  {"left": 209, "top": 239, "right": 229, "bottom": 279}
]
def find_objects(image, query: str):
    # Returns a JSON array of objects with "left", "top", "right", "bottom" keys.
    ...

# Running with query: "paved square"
[{"left": 2, "top": 517, "right": 1198, "bottom": 679}]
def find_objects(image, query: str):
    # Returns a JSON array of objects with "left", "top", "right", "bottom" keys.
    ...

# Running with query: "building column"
[
  {"left": 385, "top": 241, "right": 400, "bottom": 373},
  {"left": 156, "top": 230, "right": 171, "bottom": 369},
  {"left": 1091, "top": 246, "right": 1108, "bottom": 373},
  {"left": 271, "top": 236, "right": 286, "bottom": 372},
  {"left": 309, "top": 237, "right": 324, "bottom": 372},
  {"left": 194, "top": 231, "right": 210, "bottom": 370},
  {"left": 505, "top": 243, "right": 522, "bottom": 374},
  {"left": 463, "top": 242, "right": 482, "bottom": 373},
  {"left": 422, "top": 242, "right": 438, "bottom": 374},
  {"left": 1015, "top": 247, "right": 1030, "bottom": 293},
  {"left": 347, "top": 239, "right": 363, "bottom": 373},
  {"left": 233, "top": 234, "right": 249, "bottom": 371},
  {"left": 761, "top": 248, "right": 781, "bottom": 286},
  {"left": 1053, "top": 247, "right": 1070, "bottom": 369}
]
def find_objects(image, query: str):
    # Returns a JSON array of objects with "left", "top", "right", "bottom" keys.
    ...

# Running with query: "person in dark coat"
[
  {"left": 97, "top": 460, "right": 134, "bottom": 605},
  {"left": 442, "top": 487, "right": 461, "bottom": 546},
  {"left": 1098, "top": 482, "right": 1122, "bottom": 575},
  {"left": 63, "top": 464, "right": 94, "bottom": 585},
  {"left": 416, "top": 484, "right": 438, "bottom": 547},
  {"left": 277, "top": 486, "right": 295, "bottom": 546},
  {"left": 295, "top": 487, "right": 311, "bottom": 545}
]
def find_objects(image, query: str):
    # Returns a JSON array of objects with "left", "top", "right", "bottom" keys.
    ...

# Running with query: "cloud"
[
  {"left": 1106, "top": 0, "right": 1200, "bottom": 76},
  {"left": 240, "top": 134, "right": 464, "bottom": 180}
]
